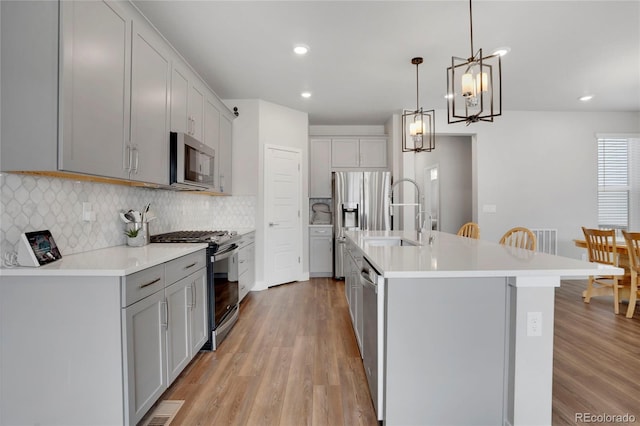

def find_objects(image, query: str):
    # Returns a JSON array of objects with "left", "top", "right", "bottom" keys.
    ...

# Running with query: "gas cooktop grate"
[{"left": 150, "top": 230, "right": 230, "bottom": 243}]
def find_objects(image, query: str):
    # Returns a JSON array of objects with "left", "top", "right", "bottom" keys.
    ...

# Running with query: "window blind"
[{"left": 597, "top": 138, "right": 629, "bottom": 230}]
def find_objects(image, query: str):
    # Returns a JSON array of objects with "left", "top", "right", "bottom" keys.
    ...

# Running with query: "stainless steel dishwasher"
[{"left": 360, "top": 256, "right": 383, "bottom": 420}]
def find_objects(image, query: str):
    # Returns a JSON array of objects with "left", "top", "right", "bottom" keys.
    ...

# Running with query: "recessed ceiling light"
[
  {"left": 579, "top": 95, "right": 594, "bottom": 102},
  {"left": 444, "top": 93, "right": 454, "bottom": 99},
  {"left": 294, "top": 44, "right": 309, "bottom": 55},
  {"left": 301, "top": 91, "right": 312, "bottom": 98},
  {"left": 492, "top": 47, "right": 511, "bottom": 57}
]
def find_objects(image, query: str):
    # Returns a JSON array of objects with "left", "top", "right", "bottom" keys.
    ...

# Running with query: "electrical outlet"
[
  {"left": 527, "top": 312, "right": 542, "bottom": 337},
  {"left": 482, "top": 204, "right": 497, "bottom": 213},
  {"left": 82, "top": 202, "right": 96, "bottom": 222}
]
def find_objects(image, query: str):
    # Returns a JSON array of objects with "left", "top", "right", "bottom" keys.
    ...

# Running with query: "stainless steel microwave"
[{"left": 170, "top": 132, "right": 215, "bottom": 190}]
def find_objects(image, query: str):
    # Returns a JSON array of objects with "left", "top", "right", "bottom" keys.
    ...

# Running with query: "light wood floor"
[{"left": 147, "top": 278, "right": 640, "bottom": 425}]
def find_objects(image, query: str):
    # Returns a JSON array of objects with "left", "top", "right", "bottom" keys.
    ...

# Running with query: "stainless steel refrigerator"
[{"left": 333, "top": 171, "right": 391, "bottom": 278}]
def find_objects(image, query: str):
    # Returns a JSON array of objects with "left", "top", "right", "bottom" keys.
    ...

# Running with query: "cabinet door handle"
[
  {"left": 166, "top": 299, "right": 170, "bottom": 327},
  {"left": 183, "top": 262, "right": 197, "bottom": 270},
  {"left": 139, "top": 277, "right": 161, "bottom": 289},
  {"left": 161, "top": 300, "right": 168, "bottom": 328},
  {"left": 125, "top": 145, "right": 132, "bottom": 171},
  {"left": 132, "top": 147, "right": 139, "bottom": 174},
  {"left": 191, "top": 284, "right": 196, "bottom": 310}
]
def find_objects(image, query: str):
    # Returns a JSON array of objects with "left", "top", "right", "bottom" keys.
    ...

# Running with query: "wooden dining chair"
[
  {"left": 621, "top": 231, "right": 640, "bottom": 318},
  {"left": 457, "top": 222, "right": 480, "bottom": 239},
  {"left": 499, "top": 227, "right": 536, "bottom": 251},
  {"left": 581, "top": 227, "right": 624, "bottom": 314}
]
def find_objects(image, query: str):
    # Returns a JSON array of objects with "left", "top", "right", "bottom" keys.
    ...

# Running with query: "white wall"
[
  {"left": 390, "top": 110, "right": 640, "bottom": 258},
  {"left": 225, "top": 99, "right": 309, "bottom": 290}
]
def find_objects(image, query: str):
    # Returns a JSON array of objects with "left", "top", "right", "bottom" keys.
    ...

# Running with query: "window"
[{"left": 597, "top": 135, "right": 640, "bottom": 232}]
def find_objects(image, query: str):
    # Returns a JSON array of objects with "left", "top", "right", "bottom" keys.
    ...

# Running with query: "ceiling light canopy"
[
  {"left": 301, "top": 91, "right": 312, "bottom": 98},
  {"left": 402, "top": 57, "right": 435, "bottom": 153},
  {"left": 293, "top": 44, "right": 309, "bottom": 55},
  {"left": 447, "top": 0, "right": 502, "bottom": 125},
  {"left": 579, "top": 95, "right": 594, "bottom": 102}
]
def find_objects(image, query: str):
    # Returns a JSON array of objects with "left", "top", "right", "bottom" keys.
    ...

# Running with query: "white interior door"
[{"left": 265, "top": 145, "right": 302, "bottom": 287}]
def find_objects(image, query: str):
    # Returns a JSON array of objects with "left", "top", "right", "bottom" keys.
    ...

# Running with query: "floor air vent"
[
  {"left": 531, "top": 228, "right": 558, "bottom": 255},
  {"left": 140, "top": 400, "right": 184, "bottom": 426}
]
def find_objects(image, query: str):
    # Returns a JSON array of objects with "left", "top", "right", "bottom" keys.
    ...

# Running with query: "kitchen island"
[{"left": 345, "top": 230, "right": 623, "bottom": 426}]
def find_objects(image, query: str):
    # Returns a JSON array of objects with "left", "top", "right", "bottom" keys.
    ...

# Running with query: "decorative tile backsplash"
[{"left": 0, "top": 173, "right": 255, "bottom": 258}]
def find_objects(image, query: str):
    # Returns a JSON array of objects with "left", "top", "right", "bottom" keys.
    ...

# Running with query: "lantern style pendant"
[
  {"left": 402, "top": 57, "right": 435, "bottom": 153},
  {"left": 447, "top": 0, "right": 502, "bottom": 124}
]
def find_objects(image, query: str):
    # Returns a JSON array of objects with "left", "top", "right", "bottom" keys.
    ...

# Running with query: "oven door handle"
[{"left": 212, "top": 244, "right": 239, "bottom": 262}]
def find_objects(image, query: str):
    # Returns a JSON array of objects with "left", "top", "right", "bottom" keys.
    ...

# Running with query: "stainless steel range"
[{"left": 151, "top": 230, "right": 241, "bottom": 350}]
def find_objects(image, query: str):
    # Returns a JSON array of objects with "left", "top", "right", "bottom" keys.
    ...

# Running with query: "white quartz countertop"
[
  {"left": 0, "top": 243, "right": 208, "bottom": 277},
  {"left": 346, "top": 230, "right": 624, "bottom": 279}
]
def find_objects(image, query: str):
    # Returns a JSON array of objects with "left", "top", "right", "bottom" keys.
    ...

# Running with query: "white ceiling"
[{"left": 133, "top": 0, "right": 640, "bottom": 125}]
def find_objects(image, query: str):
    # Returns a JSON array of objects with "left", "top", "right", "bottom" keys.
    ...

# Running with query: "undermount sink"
[{"left": 363, "top": 237, "right": 419, "bottom": 247}]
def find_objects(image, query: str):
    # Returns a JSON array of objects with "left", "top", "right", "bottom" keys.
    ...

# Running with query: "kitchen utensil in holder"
[{"left": 126, "top": 222, "right": 150, "bottom": 247}]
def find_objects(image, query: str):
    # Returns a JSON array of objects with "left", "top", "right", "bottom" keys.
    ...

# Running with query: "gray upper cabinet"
[
  {"left": 359, "top": 138, "right": 387, "bottom": 168},
  {"left": 188, "top": 82, "right": 205, "bottom": 142},
  {"left": 1, "top": 0, "right": 234, "bottom": 190},
  {"left": 331, "top": 138, "right": 360, "bottom": 168},
  {"left": 218, "top": 114, "right": 233, "bottom": 193},
  {"left": 331, "top": 137, "right": 387, "bottom": 169},
  {"left": 309, "top": 138, "right": 332, "bottom": 197},
  {"left": 204, "top": 98, "right": 221, "bottom": 151},
  {"left": 129, "top": 21, "right": 170, "bottom": 185},
  {"left": 59, "top": 0, "right": 131, "bottom": 179},
  {"left": 169, "top": 60, "right": 234, "bottom": 194},
  {"left": 204, "top": 98, "right": 221, "bottom": 188},
  {"left": 170, "top": 65, "right": 190, "bottom": 134}
]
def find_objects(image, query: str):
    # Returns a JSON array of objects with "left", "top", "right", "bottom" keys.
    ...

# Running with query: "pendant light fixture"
[
  {"left": 402, "top": 57, "right": 435, "bottom": 153},
  {"left": 446, "top": 0, "right": 502, "bottom": 124}
]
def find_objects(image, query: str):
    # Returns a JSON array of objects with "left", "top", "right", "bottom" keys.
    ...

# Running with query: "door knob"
[{"left": 269, "top": 222, "right": 278, "bottom": 227}]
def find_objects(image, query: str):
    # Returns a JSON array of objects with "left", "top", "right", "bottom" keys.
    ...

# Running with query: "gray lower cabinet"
[
  {"left": 190, "top": 269, "right": 209, "bottom": 355},
  {"left": 344, "top": 241, "right": 362, "bottom": 355},
  {"left": 123, "top": 283, "right": 168, "bottom": 424},
  {"left": 237, "top": 232, "right": 256, "bottom": 302},
  {"left": 123, "top": 252, "right": 207, "bottom": 424},
  {"left": 123, "top": 250, "right": 206, "bottom": 425},
  {"left": 309, "top": 226, "right": 333, "bottom": 277},
  {"left": 165, "top": 276, "right": 191, "bottom": 384},
  {"left": 0, "top": 249, "right": 206, "bottom": 426}
]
